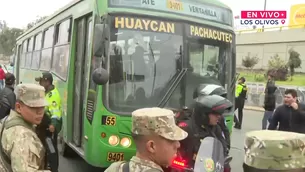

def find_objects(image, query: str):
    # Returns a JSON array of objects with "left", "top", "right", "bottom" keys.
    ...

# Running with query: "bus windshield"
[
  {"left": 104, "top": 16, "right": 234, "bottom": 114},
  {"left": 107, "top": 19, "right": 183, "bottom": 113}
]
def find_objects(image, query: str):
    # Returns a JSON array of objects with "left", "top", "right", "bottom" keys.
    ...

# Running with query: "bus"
[{"left": 13, "top": 0, "right": 236, "bottom": 168}]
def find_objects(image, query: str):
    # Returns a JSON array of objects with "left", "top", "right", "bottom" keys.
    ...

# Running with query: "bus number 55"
[{"left": 106, "top": 116, "right": 116, "bottom": 126}]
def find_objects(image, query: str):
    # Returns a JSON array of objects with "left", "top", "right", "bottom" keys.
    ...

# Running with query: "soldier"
[
  {"left": 105, "top": 107, "right": 188, "bottom": 172},
  {"left": 35, "top": 72, "right": 62, "bottom": 172},
  {"left": 243, "top": 130, "right": 305, "bottom": 171},
  {"left": 0, "top": 83, "right": 50, "bottom": 172}
]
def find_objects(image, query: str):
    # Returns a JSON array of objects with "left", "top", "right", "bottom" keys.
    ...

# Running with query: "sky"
[
  {"left": 0, "top": 0, "right": 72, "bottom": 29},
  {"left": 0, "top": 0, "right": 304, "bottom": 29}
]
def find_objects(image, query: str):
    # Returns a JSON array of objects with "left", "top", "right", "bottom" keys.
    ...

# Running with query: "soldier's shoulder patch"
[{"left": 48, "top": 92, "right": 52, "bottom": 98}]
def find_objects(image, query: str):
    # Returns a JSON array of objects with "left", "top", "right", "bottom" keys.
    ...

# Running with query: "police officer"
[
  {"left": 105, "top": 107, "right": 188, "bottom": 172},
  {"left": 177, "top": 95, "right": 233, "bottom": 169},
  {"left": 35, "top": 72, "right": 62, "bottom": 172},
  {"left": 234, "top": 77, "right": 247, "bottom": 129},
  {"left": 243, "top": 130, "right": 305, "bottom": 171},
  {"left": 192, "top": 84, "right": 231, "bottom": 150},
  {"left": 0, "top": 83, "right": 51, "bottom": 172}
]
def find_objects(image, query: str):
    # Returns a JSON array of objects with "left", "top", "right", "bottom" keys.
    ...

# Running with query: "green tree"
[
  {"left": 27, "top": 16, "right": 48, "bottom": 30},
  {"left": 0, "top": 27, "right": 23, "bottom": 56},
  {"left": 242, "top": 52, "right": 259, "bottom": 71},
  {"left": 267, "top": 54, "right": 288, "bottom": 81},
  {"left": 287, "top": 48, "right": 301, "bottom": 80}
]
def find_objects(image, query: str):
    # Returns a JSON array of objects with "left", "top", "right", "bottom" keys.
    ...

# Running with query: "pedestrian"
[
  {"left": 0, "top": 83, "right": 51, "bottom": 172},
  {"left": 0, "top": 73, "right": 16, "bottom": 119},
  {"left": 268, "top": 89, "right": 305, "bottom": 133},
  {"left": 104, "top": 107, "right": 188, "bottom": 172},
  {"left": 0, "top": 65, "right": 5, "bottom": 90},
  {"left": 262, "top": 85, "right": 276, "bottom": 129},
  {"left": 35, "top": 72, "right": 62, "bottom": 172},
  {"left": 243, "top": 130, "right": 305, "bottom": 171},
  {"left": 234, "top": 77, "right": 248, "bottom": 129},
  {"left": 264, "top": 73, "right": 275, "bottom": 94}
]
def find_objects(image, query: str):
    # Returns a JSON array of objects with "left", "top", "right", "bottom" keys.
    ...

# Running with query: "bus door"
[{"left": 73, "top": 15, "right": 92, "bottom": 148}]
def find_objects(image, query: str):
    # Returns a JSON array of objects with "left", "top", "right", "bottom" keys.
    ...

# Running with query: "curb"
[{"left": 244, "top": 106, "right": 264, "bottom": 112}]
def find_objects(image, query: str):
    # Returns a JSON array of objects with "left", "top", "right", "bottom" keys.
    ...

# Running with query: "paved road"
[
  {"left": 59, "top": 110, "right": 264, "bottom": 172},
  {"left": 230, "top": 110, "right": 263, "bottom": 172}
]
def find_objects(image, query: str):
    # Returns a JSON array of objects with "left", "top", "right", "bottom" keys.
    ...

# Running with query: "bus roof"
[
  {"left": 17, "top": 0, "right": 233, "bottom": 42},
  {"left": 196, "top": 0, "right": 231, "bottom": 9}
]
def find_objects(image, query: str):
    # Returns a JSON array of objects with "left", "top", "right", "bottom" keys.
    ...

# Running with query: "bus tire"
[{"left": 58, "top": 135, "right": 76, "bottom": 157}]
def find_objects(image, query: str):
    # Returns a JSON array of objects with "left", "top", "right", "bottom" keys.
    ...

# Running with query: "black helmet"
[
  {"left": 193, "top": 95, "right": 233, "bottom": 126},
  {"left": 193, "top": 84, "right": 227, "bottom": 99}
]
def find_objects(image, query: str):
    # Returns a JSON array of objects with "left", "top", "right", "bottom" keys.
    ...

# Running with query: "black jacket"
[
  {"left": 0, "top": 86, "right": 15, "bottom": 119},
  {"left": 268, "top": 103, "right": 305, "bottom": 133},
  {"left": 263, "top": 86, "right": 276, "bottom": 111},
  {"left": 178, "top": 118, "right": 228, "bottom": 167}
]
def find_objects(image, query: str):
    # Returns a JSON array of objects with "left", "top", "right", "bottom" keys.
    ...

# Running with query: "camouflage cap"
[
  {"left": 132, "top": 107, "right": 188, "bottom": 141},
  {"left": 15, "top": 83, "right": 48, "bottom": 107},
  {"left": 244, "top": 130, "right": 305, "bottom": 170}
]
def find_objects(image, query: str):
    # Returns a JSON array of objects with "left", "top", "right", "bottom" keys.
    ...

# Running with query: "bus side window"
[
  {"left": 25, "top": 37, "right": 34, "bottom": 68},
  {"left": 31, "top": 32, "right": 42, "bottom": 70},
  {"left": 52, "top": 18, "right": 72, "bottom": 80},
  {"left": 20, "top": 40, "right": 27, "bottom": 68},
  {"left": 40, "top": 26, "right": 54, "bottom": 71}
]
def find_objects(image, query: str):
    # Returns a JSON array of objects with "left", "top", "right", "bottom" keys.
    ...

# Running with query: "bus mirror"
[
  {"left": 93, "top": 24, "right": 109, "bottom": 57},
  {"left": 92, "top": 68, "right": 109, "bottom": 85}
]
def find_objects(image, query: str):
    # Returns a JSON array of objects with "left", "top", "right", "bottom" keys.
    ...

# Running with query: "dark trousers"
[
  {"left": 234, "top": 98, "right": 245, "bottom": 127},
  {"left": 47, "top": 130, "right": 59, "bottom": 172}
]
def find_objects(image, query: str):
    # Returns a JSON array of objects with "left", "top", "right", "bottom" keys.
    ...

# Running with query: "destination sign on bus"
[
  {"left": 108, "top": 0, "right": 232, "bottom": 26},
  {"left": 114, "top": 16, "right": 181, "bottom": 34},
  {"left": 187, "top": 25, "right": 233, "bottom": 43}
]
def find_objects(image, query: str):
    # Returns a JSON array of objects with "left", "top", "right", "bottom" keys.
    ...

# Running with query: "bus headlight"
[
  {"left": 108, "top": 135, "right": 119, "bottom": 146},
  {"left": 120, "top": 137, "right": 131, "bottom": 147}
]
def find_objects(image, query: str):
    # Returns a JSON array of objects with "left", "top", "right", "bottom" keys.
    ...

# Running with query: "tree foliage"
[
  {"left": 242, "top": 52, "right": 259, "bottom": 70},
  {"left": 267, "top": 54, "right": 288, "bottom": 81},
  {"left": 287, "top": 48, "right": 301, "bottom": 80},
  {"left": 0, "top": 27, "right": 23, "bottom": 56},
  {"left": 27, "top": 16, "right": 48, "bottom": 30}
]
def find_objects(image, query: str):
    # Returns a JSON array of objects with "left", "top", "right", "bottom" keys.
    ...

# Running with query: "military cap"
[
  {"left": 132, "top": 107, "right": 188, "bottom": 141},
  {"left": 244, "top": 130, "right": 305, "bottom": 170},
  {"left": 15, "top": 83, "right": 48, "bottom": 107}
]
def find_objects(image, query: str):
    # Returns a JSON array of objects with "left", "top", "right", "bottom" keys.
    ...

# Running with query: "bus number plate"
[
  {"left": 107, "top": 152, "right": 124, "bottom": 162},
  {"left": 101, "top": 116, "right": 116, "bottom": 126},
  {"left": 167, "top": 0, "right": 184, "bottom": 11}
]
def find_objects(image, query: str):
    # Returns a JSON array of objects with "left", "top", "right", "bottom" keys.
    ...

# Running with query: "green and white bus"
[{"left": 13, "top": 0, "right": 236, "bottom": 168}]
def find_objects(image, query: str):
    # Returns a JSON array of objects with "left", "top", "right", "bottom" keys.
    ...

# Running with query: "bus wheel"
[{"left": 58, "top": 135, "right": 76, "bottom": 157}]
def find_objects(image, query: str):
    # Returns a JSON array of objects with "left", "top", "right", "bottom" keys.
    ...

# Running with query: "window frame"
[
  {"left": 39, "top": 25, "right": 55, "bottom": 72},
  {"left": 31, "top": 32, "right": 43, "bottom": 70},
  {"left": 50, "top": 16, "right": 72, "bottom": 81}
]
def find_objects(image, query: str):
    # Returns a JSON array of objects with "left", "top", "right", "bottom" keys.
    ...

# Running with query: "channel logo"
[{"left": 239, "top": 10, "right": 287, "bottom": 26}]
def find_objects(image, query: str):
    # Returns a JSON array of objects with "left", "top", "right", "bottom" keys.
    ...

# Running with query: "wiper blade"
[
  {"left": 149, "top": 43, "right": 157, "bottom": 95},
  {"left": 230, "top": 72, "right": 240, "bottom": 89},
  {"left": 158, "top": 68, "right": 188, "bottom": 107}
]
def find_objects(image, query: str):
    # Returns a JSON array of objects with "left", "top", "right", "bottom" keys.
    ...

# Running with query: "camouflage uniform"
[
  {"left": 244, "top": 130, "right": 305, "bottom": 170},
  {"left": 0, "top": 83, "right": 50, "bottom": 172},
  {"left": 105, "top": 107, "right": 188, "bottom": 172}
]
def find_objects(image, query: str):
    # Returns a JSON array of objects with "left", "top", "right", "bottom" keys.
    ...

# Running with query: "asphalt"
[{"left": 59, "top": 109, "right": 264, "bottom": 172}]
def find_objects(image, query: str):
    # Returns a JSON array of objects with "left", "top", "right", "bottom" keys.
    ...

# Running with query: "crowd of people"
[
  {"left": 0, "top": 70, "right": 304, "bottom": 172},
  {"left": 0, "top": 72, "right": 61, "bottom": 172}
]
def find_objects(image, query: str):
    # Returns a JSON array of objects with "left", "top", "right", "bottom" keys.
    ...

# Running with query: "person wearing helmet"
[
  {"left": 177, "top": 94, "right": 233, "bottom": 168},
  {"left": 192, "top": 84, "right": 231, "bottom": 150}
]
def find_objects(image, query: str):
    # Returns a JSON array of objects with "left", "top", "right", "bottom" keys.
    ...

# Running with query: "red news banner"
[{"left": 240, "top": 11, "right": 287, "bottom": 25}]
